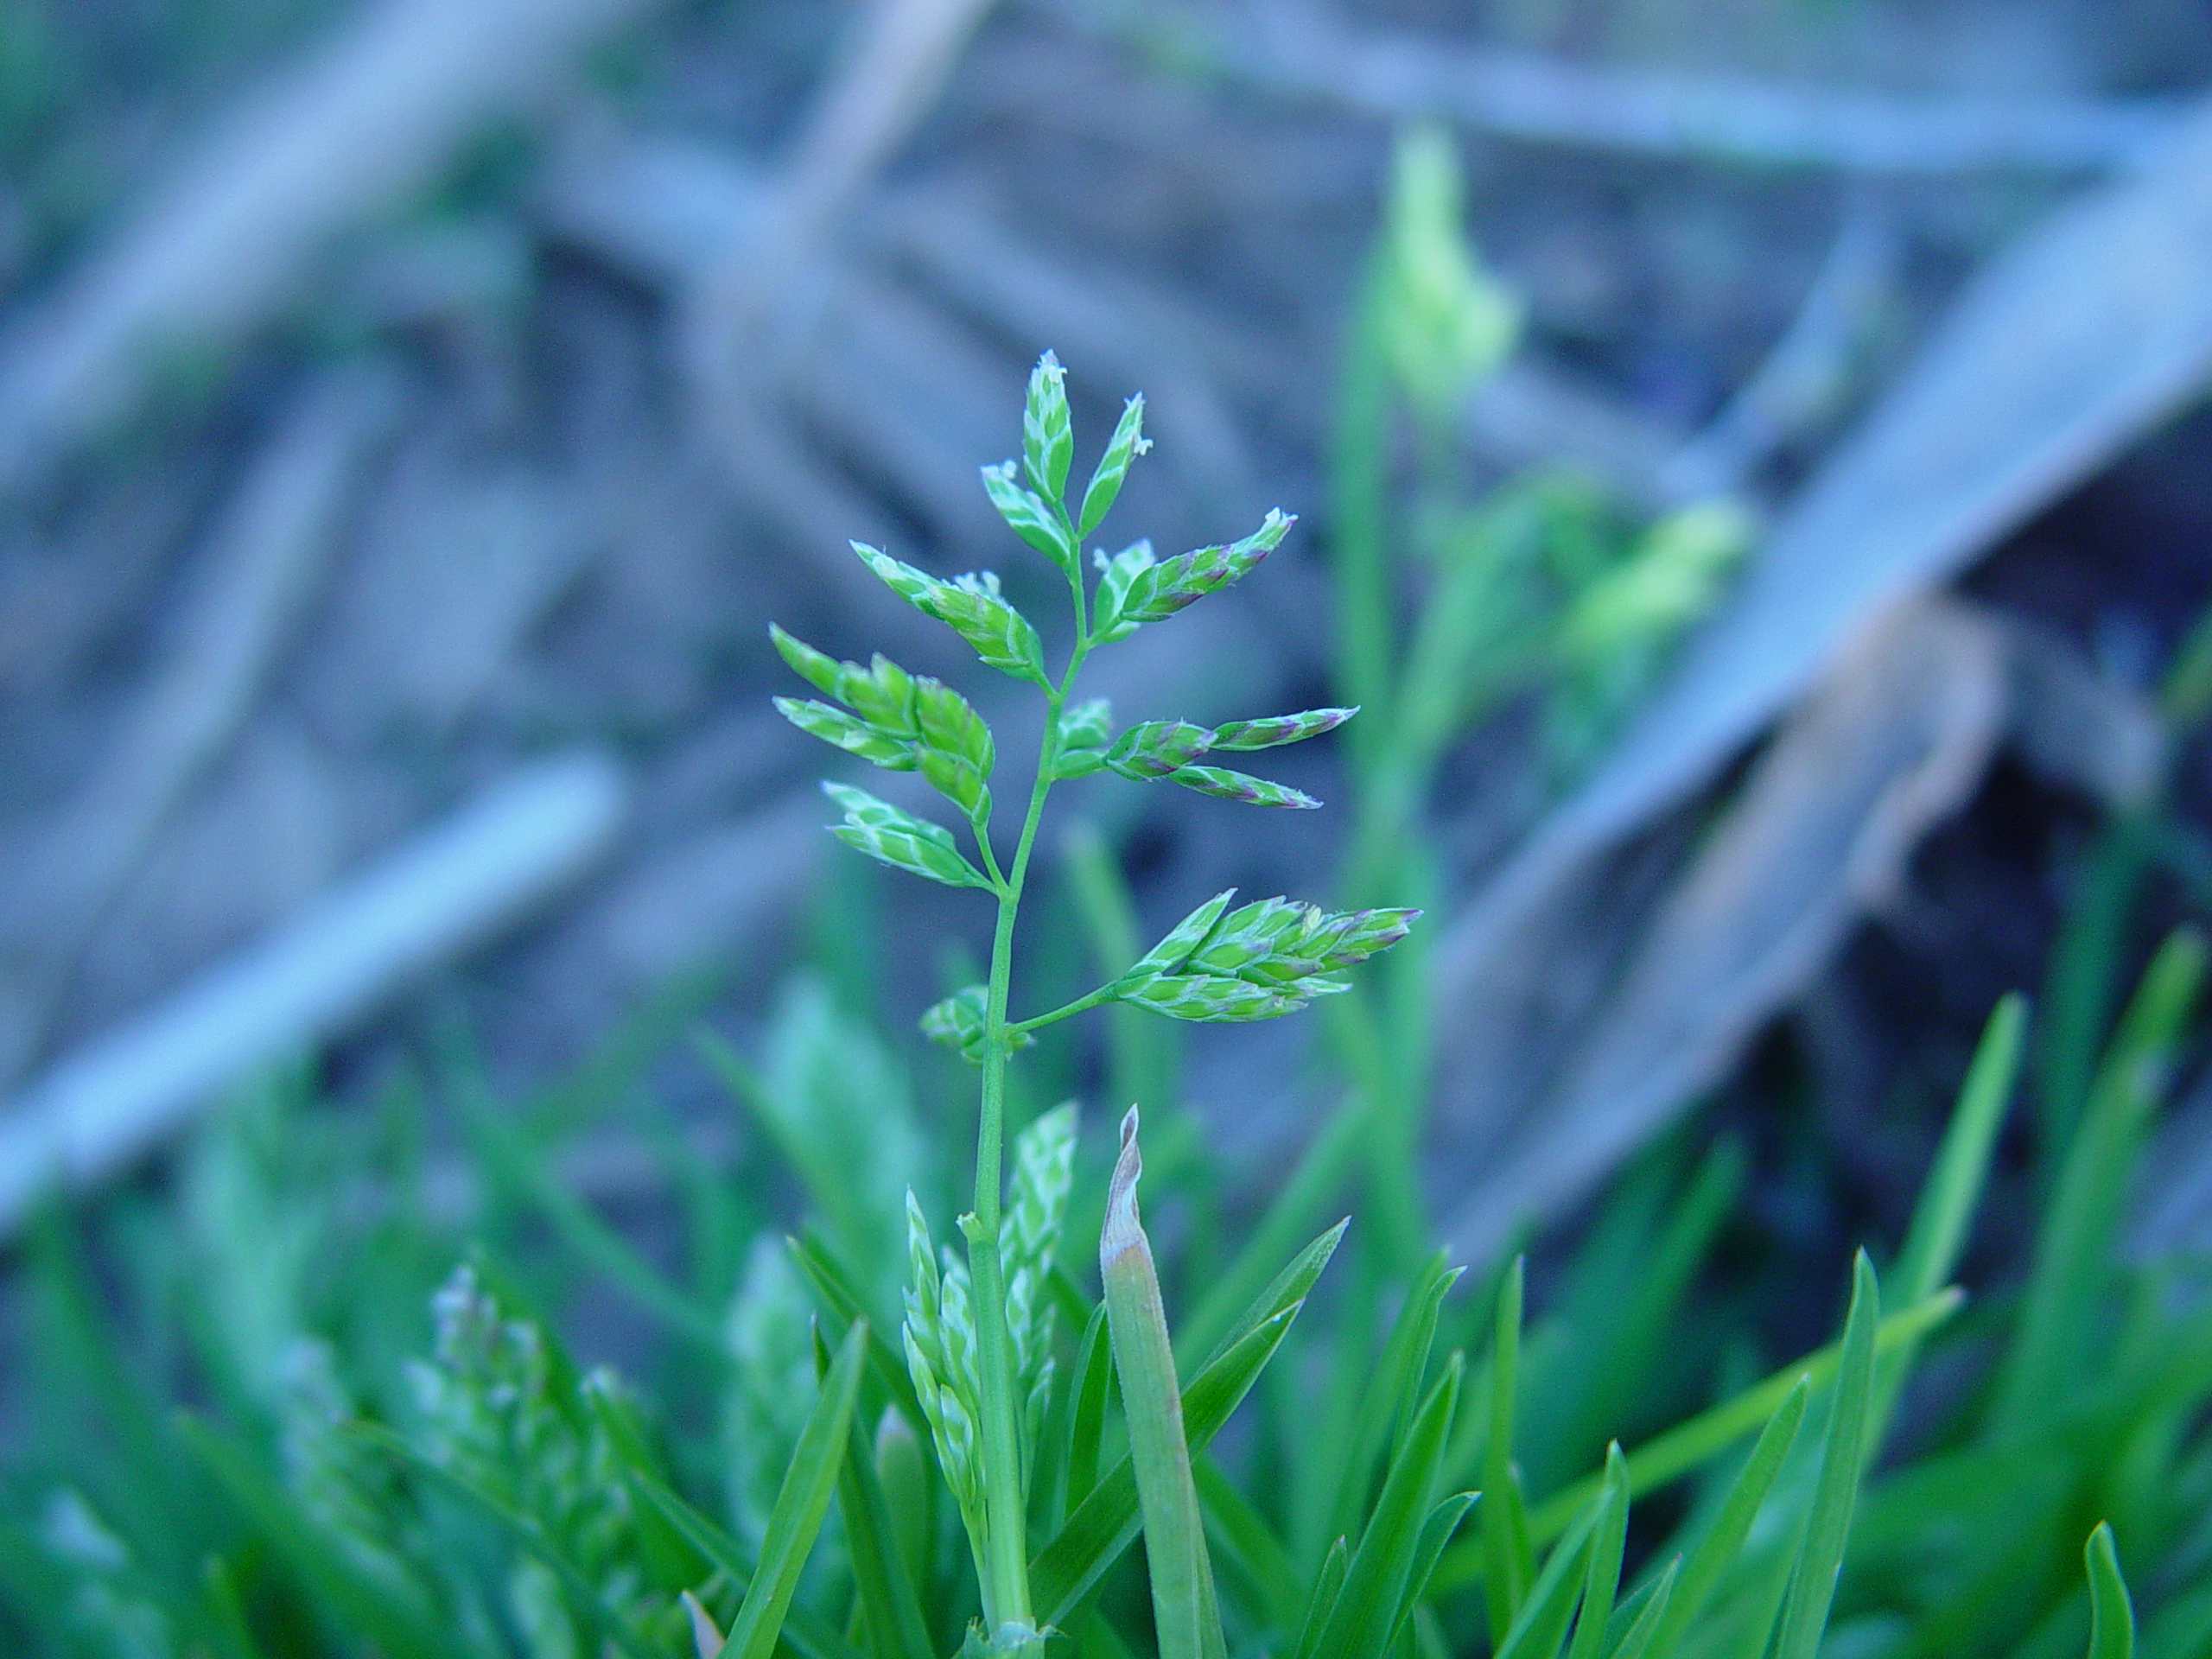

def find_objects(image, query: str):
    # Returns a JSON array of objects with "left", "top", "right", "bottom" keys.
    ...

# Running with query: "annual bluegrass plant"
[
  {"left": 0, "top": 357, "right": 2195, "bottom": 1659},
  {"left": 769, "top": 346, "right": 1415, "bottom": 1652}
]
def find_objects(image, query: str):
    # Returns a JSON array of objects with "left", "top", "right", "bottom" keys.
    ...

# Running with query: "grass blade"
[
  {"left": 1033, "top": 1214, "right": 1323, "bottom": 1630},
  {"left": 1292, "top": 1535, "right": 1351, "bottom": 1659},
  {"left": 1516, "top": 1140, "right": 1742, "bottom": 1497},
  {"left": 1307, "top": 1352, "right": 1465, "bottom": 1659},
  {"left": 1319, "top": 1251, "right": 1462, "bottom": 1560},
  {"left": 1644, "top": 1376, "right": 1808, "bottom": 1657},
  {"left": 2087, "top": 1523, "right": 2134, "bottom": 1659},
  {"left": 1385, "top": 1491, "right": 1479, "bottom": 1654},
  {"left": 1566, "top": 1446, "right": 1630, "bottom": 1659},
  {"left": 1996, "top": 931, "right": 2203, "bottom": 1440},
  {"left": 1427, "top": 1286, "right": 1955, "bottom": 1592},
  {"left": 787, "top": 1230, "right": 927, "bottom": 1435},
  {"left": 1101, "top": 1109, "right": 1223, "bottom": 1659},
  {"left": 1772, "top": 1252, "right": 1880, "bottom": 1659},
  {"left": 1875, "top": 993, "right": 2024, "bottom": 1433},
  {"left": 723, "top": 1320, "right": 867, "bottom": 1659},
  {"left": 836, "top": 1366, "right": 935, "bottom": 1659},
  {"left": 1494, "top": 1507, "right": 1592, "bottom": 1659},
  {"left": 1481, "top": 1256, "right": 1535, "bottom": 1643},
  {"left": 1064, "top": 1301, "right": 1115, "bottom": 1514},
  {"left": 1892, "top": 993, "right": 2025, "bottom": 1306},
  {"left": 1195, "top": 1455, "right": 1301, "bottom": 1632},
  {"left": 1609, "top": 1558, "right": 1680, "bottom": 1659},
  {"left": 620, "top": 1466, "right": 862, "bottom": 1659},
  {"left": 1031, "top": 1300, "right": 1302, "bottom": 1624}
]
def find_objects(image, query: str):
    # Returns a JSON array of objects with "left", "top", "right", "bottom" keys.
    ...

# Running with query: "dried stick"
[
  {"left": 0, "top": 366, "right": 404, "bottom": 1085},
  {"left": 0, "top": 0, "right": 660, "bottom": 493},
  {"left": 1233, "top": 4, "right": 2173, "bottom": 175},
  {"left": 683, "top": 0, "right": 1000, "bottom": 403},
  {"left": 1430, "top": 97, "right": 2212, "bottom": 1048},
  {"left": 1660, "top": 195, "right": 1900, "bottom": 499},
  {"left": 0, "top": 751, "right": 628, "bottom": 1238},
  {"left": 1439, "top": 600, "right": 2009, "bottom": 1262}
]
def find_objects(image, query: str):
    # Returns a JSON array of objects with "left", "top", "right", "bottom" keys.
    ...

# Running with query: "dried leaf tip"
[{"left": 1102, "top": 1106, "right": 1145, "bottom": 1266}]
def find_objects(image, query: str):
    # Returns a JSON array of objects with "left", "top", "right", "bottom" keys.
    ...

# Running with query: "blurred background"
[{"left": 7, "top": 0, "right": 2212, "bottom": 1635}]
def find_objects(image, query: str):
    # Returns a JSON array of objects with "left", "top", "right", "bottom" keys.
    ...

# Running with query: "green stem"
[
  {"left": 1010, "top": 982, "right": 1122, "bottom": 1036},
  {"left": 1332, "top": 252, "right": 1396, "bottom": 779},
  {"left": 969, "top": 635, "right": 1090, "bottom": 1642}
]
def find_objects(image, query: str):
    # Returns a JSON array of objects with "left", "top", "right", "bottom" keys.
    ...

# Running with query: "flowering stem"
[{"left": 969, "top": 635, "right": 1090, "bottom": 1643}]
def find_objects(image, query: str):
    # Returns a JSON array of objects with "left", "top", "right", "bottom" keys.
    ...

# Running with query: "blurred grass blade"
[
  {"left": 1609, "top": 1558, "right": 1680, "bottom": 1659},
  {"left": 1646, "top": 1376, "right": 1808, "bottom": 1657},
  {"left": 1384, "top": 1491, "right": 1479, "bottom": 1655},
  {"left": 1997, "top": 931, "right": 2203, "bottom": 1439},
  {"left": 1892, "top": 994, "right": 2024, "bottom": 1305},
  {"left": 346, "top": 1421, "right": 659, "bottom": 1659},
  {"left": 457, "top": 1073, "right": 727, "bottom": 1353},
  {"left": 1292, "top": 1535, "right": 1350, "bottom": 1659},
  {"left": 1522, "top": 1141, "right": 1743, "bottom": 1494},
  {"left": 1185, "top": 1216, "right": 1348, "bottom": 1372},
  {"left": 1773, "top": 1252, "right": 1880, "bottom": 1659},
  {"left": 1307, "top": 1352, "right": 1465, "bottom": 1659},
  {"left": 2087, "top": 1523, "right": 2134, "bottom": 1659},
  {"left": 874, "top": 1408, "right": 931, "bottom": 1586},
  {"left": 1065, "top": 819, "right": 1179, "bottom": 1119},
  {"left": 836, "top": 1363, "right": 935, "bottom": 1659},
  {"left": 178, "top": 1417, "right": 444, "bottom": 1659},
  {"left": 1075, "top": 1607, "right": 1141, "bottom": 1658},
  {"left": 1878, "top": 993, "right": 2024, "bottom": 1429},
  {"left": 2038, "top": 821, "right": 2152, "bottom": 1157},
  {"left": 202, "top": 1554, "right": 265, "bottom": 1659},
  {"left": 1481, "top": 1256, "right": 1535, "bottom": 1643},
  {"left": 788, "top": 1230, "right": 927, "bottom": 1433},
  {"left": 1323, "top": 1251, "right": 1462, "bottom": 1554},
  {"left": 724, "top": 1321, "right": 867, "bottom": 1659},
  {"left": 1566, "top": 1446, "right": 1630, "bottom": 1659},
  {"left": 1100, "top": 1108, "right": 1224, "bottom": 1659},
  {"left": 1429, "top": 1286, "right": 1953, "bottom": 1588},
  {"left": 618, "top": 1462, "right": 747, "bottom": 1588},
  {"left": 621, "top": 1471, "right": 861, "bottom": 1659},
  {"left": 1196, "top": 1455, "right": 1301, "bottom": 1631},
  {"left": 1064, "top": 1302, "right": 1115, "bottom": 1515},
  {"left": 1177, "top": 1122, "right": 1361, "bottom": 1367},
  {"left": 1494, "top": 1505, "right": 1592, "bottom": 1659}
]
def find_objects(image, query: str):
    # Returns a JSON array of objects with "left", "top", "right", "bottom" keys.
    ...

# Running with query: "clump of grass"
[{"left": 0, "top": 355, "right": 2196, "bottom": 1659}]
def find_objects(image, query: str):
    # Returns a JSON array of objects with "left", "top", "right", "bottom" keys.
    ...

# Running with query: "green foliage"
[
  {"left": 6, "top": 350, "right": 2209, "bottom": 1659},
  {"left": 773, "top": 348, "right": 1412, "bottom": 1649}
]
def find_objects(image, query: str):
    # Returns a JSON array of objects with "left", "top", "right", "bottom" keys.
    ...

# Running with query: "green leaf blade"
[
  {"left": 725, "top": 1321, "right": 868, "bottom": 1659},
  {"left": 1773, "top": 1252, "right": 1881, "bottom": 1659},
  {"left": 1100, "top": 1109, "right": 1222, "bottom": 1659},
  {"left": 2087, "top": 1522, "right": 2135, "bottom": 1659}
]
